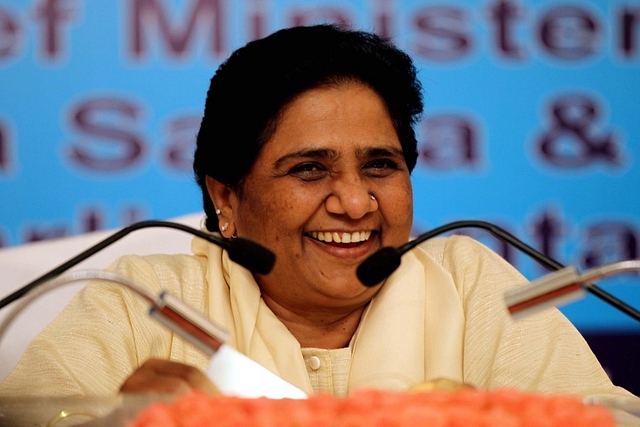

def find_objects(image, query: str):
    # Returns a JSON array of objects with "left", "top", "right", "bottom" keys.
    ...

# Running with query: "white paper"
[{"left": 207, "top": 345, "right": 307, "bottom": 399}]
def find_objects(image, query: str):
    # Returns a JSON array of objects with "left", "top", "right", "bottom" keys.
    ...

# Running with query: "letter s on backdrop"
[{"left": 66, "top": 97, "right": 146, "bottom": 172}]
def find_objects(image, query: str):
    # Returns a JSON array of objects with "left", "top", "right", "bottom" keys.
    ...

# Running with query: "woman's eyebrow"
[
  {"left": 274, "top": 148, "right": 339, "bottom": 168},
  {"left": 356, "top": 146, "right": 405, "bottom": 159}
]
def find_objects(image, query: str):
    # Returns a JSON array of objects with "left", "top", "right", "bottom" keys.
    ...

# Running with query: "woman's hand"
[{"left": 120, "top": 358, "right": 219, "bottom": 395}]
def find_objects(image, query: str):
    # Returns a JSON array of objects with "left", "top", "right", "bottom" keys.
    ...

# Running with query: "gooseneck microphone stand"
[
  {"left": 0, "top": 220, "right": 275, "bottom": 311},
  {"left": 357, "top": 220, "right": 640, "bottom": 323}
]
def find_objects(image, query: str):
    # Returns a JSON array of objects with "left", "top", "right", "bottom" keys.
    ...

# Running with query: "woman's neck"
[{"left": 262, "top": 296, "right": 367, "bottom": 349}]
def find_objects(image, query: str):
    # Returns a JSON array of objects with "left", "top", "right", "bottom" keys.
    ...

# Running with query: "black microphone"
[
  {"left": 356, "top": 247, "right": 403, "bottom": 288},
  {"left": 0, "top": 220, "right": 276, "bottom": 310},
  {"left": 356, "top": 220, "right": 640, "bottom": 323}
]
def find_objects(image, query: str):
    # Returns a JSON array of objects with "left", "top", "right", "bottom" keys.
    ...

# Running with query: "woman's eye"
[
  {"left": 364, "top": 159, "right": 399, "bottom": 176},
  {"left": 288, "top": 163, "right": 328, "bottom": 180}
]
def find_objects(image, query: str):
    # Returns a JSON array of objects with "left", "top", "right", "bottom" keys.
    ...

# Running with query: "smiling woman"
[
  {"left": 0, "top": 24, "right": 635, "bottom": 403},
  {"left": 206, "top": 83, "right": 413, "bottom": 349}
]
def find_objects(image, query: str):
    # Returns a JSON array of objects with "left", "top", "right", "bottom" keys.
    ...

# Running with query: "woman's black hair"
[{"left": 193, "top": 24, "right": 423, "bottom": 232}]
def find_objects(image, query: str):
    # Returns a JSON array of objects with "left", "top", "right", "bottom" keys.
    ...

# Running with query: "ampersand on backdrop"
[{"left": 536, "top": 94, "right": 622, "bottom": 168}]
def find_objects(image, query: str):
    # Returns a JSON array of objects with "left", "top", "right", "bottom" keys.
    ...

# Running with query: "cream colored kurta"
[{"left": 0, "top": 235, "right": 631, "bottom": 399}]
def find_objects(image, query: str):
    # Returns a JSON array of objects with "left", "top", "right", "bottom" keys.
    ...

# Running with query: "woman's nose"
[{"left": 324, "top": 177, "right": 378, "bottom": 219}]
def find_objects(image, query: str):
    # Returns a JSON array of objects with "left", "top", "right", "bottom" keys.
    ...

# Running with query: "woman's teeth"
[{"left": 310, "top": 231, "right": 372, "bottom": 243}]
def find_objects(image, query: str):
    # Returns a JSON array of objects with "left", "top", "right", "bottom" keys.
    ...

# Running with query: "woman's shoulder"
[
  {"left": 413, "top": 234, "right": 526, "bottom": 294},
  {"left": 415, "top": 234, "right": 498, "bottom": 265},
  {"left": 102, "top": 252, "right": 209, "bottom": 295},
  {"left": 108, "top": 252, "right": 207, "bottom": 274}
]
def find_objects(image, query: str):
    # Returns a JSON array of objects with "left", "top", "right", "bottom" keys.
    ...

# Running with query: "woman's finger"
[{"left": 120, "top": 358, "right": 219, "bottom": 395}]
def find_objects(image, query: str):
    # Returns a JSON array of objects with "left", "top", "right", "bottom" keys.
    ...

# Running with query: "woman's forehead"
[{"left": 264, "top": 86, "right": 396, "bottom": 145}]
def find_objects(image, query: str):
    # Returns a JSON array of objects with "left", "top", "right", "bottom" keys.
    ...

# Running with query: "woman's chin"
[{"left": 313, "top": 278, "right": 380, "bottom": 305}]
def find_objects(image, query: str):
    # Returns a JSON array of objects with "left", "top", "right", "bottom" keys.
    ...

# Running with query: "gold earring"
[{"left": 221, "top": 222, "right": 229, "bottom": 232}]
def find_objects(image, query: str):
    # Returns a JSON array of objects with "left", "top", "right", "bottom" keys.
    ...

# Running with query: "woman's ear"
[{"left": 205, "top": 176, "right": 236, "bottom": 237}]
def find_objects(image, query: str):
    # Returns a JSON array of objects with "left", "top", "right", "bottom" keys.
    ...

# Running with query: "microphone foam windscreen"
[
  {"left": 356, "top": 247, "right": 402, "bottom": 287},
  {"left": 227, "top": 238, "right": 276, "bottom": 275}
]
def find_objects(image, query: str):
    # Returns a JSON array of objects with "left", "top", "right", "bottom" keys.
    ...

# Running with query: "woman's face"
[{"left": 229, "top": 83, "right": 413, "bottom": 313}]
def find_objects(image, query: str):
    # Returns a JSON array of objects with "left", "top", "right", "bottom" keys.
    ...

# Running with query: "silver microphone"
[{"left": 505, "top": 260, "right": 640, "bottom": 320}]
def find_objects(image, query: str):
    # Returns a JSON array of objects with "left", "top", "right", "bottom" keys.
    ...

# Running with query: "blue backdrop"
[{"left": 1, "top": 0, "right": 639, "bottom": 335}]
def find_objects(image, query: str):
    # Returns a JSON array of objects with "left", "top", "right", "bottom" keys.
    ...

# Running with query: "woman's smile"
[
  {"left": 304, "top": 229, "right": 378, "bottom": 260},
  {"left": 308, "top": 230, "right": 373, "bottom": 244}
]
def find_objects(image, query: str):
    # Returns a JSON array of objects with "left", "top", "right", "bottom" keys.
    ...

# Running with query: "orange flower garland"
[{"left": 130, "top": 388, "right": 614, "bottom": 427}]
